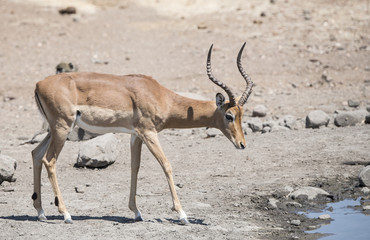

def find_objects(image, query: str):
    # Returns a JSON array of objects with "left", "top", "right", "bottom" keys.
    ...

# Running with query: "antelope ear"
[{"left": 216, "top": 93, "right": 225, "bottom": 109}]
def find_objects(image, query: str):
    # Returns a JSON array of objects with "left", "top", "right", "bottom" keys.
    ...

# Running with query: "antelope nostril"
[{"left": 240, "top": 142, "right": 245, "bottom": 149}]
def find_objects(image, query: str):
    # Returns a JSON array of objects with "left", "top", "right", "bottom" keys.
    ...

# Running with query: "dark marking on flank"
[
  {"left": 32, "top": 192, "right": 37, "bottom": 200},
  {"left": 55, "top": 196, "right": 59, "bottom": 207}
]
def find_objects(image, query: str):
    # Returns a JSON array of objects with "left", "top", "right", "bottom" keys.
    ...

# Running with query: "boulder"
[
  {"left": 288, "top": 187, "right": 330, "bottom": 200},
  {"left": 252, "top": 104, "right": 268, "bottom": 117},
  {"left": 76, "top": 133, "right": 119, "bottom": 168},
  {"left": 359, "top": 166, "right": 370, "bottom": 187},
  {"left": 306, "top": 110, "right": 330, "bottom": 128},
  {"left": 0, "top": 155, "right": 17, "bottom": 184},
  {"left": 334, "top": 110, "right": 367, "bottom": 127}
]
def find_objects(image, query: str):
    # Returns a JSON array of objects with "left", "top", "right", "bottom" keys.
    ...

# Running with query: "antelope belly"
[{"left": 75, "top": 105, "right": 135, "bottom": 135}]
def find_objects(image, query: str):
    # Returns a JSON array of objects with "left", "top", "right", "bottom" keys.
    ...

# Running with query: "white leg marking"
[
  {"left": 179, "top": 210, "right": 189, "bottom": 225},
  {"left": 37, "top": 209, "right": 47, "bottom": 221},
  {"left": 63, "top": 212, "right": 73, "bottom": 224}
]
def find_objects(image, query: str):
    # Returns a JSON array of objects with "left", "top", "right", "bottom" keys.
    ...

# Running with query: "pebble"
[
  {"left": 268, "top": 198, "right": 279, "bottom": 209},
  {"left": 318, "top": 214, "right": 331, "bottom": 220},
  {"left": 290, "top": 219, "right": 301, "bottom": 226},
  {"left": 361, "top": 187, "right": 370, "bottom": 194},
  {"left": 348, "top": 100, "right": 360, "bottom": 108}
]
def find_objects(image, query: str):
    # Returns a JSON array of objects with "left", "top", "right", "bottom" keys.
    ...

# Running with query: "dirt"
[{"left": 0, "top": 0, "right": 370, "bottom": 239}]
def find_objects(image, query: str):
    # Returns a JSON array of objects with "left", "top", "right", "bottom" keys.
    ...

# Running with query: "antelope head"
[{"left": 207, "top": 43, "right": 254, "bottom": 150}]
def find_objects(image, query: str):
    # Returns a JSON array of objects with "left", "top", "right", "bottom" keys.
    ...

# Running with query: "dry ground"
[{"left": 0, "top": 0, "right": 369, "bottom": 239}]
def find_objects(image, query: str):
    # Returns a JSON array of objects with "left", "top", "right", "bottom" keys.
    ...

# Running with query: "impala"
[{"left": 31, "top": 43, "right": 253, "bottom": 224}]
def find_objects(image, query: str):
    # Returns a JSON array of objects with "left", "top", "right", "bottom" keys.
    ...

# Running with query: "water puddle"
[{"left": 301, "top": 198, "right": 370, "bottom": 239}]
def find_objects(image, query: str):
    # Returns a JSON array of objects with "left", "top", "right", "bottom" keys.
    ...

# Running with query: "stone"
[
  {"left": 290, "top": 219, "right": 301, "bottom": 226},
  {"left": 359, "top": 166, "right": 370, "bottom": 187},
  {"left": 288, "top": 187, "right": 330, "bottom": 200},
  {"left": 271, "top": 125, "right": 290, "bottom": 132},
  {"left": 76, "top": 133, "right": 119, "bottom": 168},
  {"left": 247, "top": 118, "right": 263, "bottom": 132},
  {"left": 306, "top": 110, "right": 330, "bottom": 128},
  {"left": 268, "top": 198, "right": 279, "bottom": 209},
  {"left": 252, "top": 104, "right": 268, "bottom": 117},
  {"left": 348, "top": 100, "right": 360, "bottom": 108},
  {"left": 365, "top": 113, "right": 370, "bottom": 124},
  {"left": 282, "top": 115, "right": 297, "bottom": 129},
  {"left": 334, "top": 110, "right": 367, "bottom": 127},
  {"left": 205, "top": 128, "right": 220, "bottom": 138},
  {"left": 262, "top": 126, "right": 271, "bottom": 133},
  {"left": 361, "top": 187, "right": 370, "bottom": 194},
  {"left": 0, "top": 155, "right": 17, "bottom": 184},
  {"left": 318, "top": 214, "right": 331, "bottom": 220}
]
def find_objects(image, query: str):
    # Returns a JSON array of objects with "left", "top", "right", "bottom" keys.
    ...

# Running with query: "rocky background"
[{"left": 0, "top": 0, "right": 369, "bottom": 239}]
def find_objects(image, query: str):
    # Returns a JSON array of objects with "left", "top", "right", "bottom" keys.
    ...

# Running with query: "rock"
[
  {"left": 0, "top": 155, "right": 17, "bottom": 184},
  {"left": 363, "top": 205, "right": 370, "bottom": 211},
  {"left": 271, "top": 125, "right": 290, "bottom": 132},
  {"left": 348, "top": 100, "right": 360, "bottom": 108},
  {"left": 306, "top": 110, "right": 330, "bottom": 128},
  {"left": 282, "top": 115, "right": 297, "bottom": 129},
  {"left": 263, "top": 120, "right": 277, "bottom": 129},
  {"left": 262, "top": 126, "right": 271, "bottom": 133},
  {"left": 285, "top": 202, "right": 302, "bottom": 208},
  {"left": 74, "top": 185, "right": 85, "bottom": 193},
  {"left": 244, "top": 127, "right": 253, "bottom": 135},
  {"left": 59, "top": 6, "right": 77, "bottom": 15},
  {"left": 361, "top": 187, "right": 370, "bottom": 194},
  {"left": 365, "top": 113, "right": 370, "bottom": 124},
  {"left": 290, "top": 219, "right": 301, "bottom": 226},
  {"left": 247, "top": 118, "right": 263, "bottom": 132},
  {"left": 359, "top": 166, "right": 370, "bottom": 187},
  {"left": 288, "top": 187, "right": 330, "bottom": 200},
  {"left": 205, "top": 128, "right": 220, "bottom": 138},
  {"left": 252, "top": 104, "right": 268, "bottom": 117},
  {"left": 334, "top": 110, "right": 367, "bottom": 127},
  {"left": 68, "top": 127, "right": 99, "bottom": 141},
  {"left": 268, "top": 198, "right": 279, "bottom": 209},
  {"left": 318, "top": 214, "right": 331, "bottom": 220},
  {"left": 76, "top": 133, "right": 119, "bottom": 168}
]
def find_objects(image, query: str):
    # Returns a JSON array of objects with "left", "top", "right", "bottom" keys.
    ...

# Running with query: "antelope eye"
[{"left": 225, "top": 114, "right": 234, "bottom": 122}]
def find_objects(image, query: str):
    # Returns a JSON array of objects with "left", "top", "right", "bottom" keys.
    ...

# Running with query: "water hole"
[{"left": 301, "top": 198, "right": 370, "bottom": 239}]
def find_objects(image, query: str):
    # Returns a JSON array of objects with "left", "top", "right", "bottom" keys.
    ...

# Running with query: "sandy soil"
[{"left": 0, "top": 0, "right": 369, "bottom": 239}]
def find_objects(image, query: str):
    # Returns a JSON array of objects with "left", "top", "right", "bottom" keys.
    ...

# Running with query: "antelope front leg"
[
  {"left": 129, "top": 135, "right": 143, "bottom": 221},
  {"left": 141, "top": 131, "right": 189, "bottom": 225}
]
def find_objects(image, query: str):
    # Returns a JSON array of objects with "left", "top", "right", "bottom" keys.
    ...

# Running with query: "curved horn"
[
  {"left": 207, "top": 44, "right": 236, "bottom": 106},
  {"left": 237, "top": 42, "right": 254, "bottom": 106}
]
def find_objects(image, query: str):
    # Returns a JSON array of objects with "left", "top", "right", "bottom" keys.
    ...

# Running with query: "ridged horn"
[
  {"left": 237, "top": 42, "right": 254, "bottom": 106},
  {"left": 207, "top": 44, "right": 236, "bottom": 106}
]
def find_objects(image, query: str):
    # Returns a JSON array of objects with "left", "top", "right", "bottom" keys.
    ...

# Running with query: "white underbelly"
[{"left": 75, "top": 112, "right": 136, "bottom": 135}]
